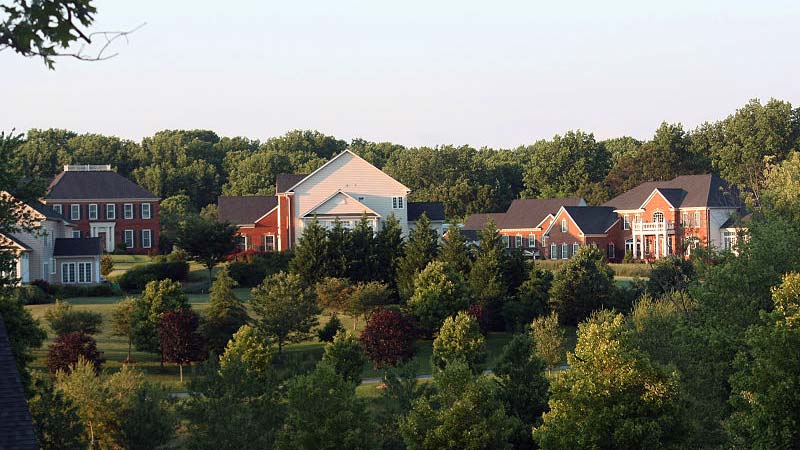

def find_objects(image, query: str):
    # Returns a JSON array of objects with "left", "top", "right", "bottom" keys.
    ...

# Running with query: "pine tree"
[
  {"left": 201, "top": 267, "right": 250, "bottom": 354},
  {"left": 439, "top": 224, "right": 471, "bottom": 276},
  {"left": 374, "top": 214, "right": 404, "bottom": 288},
  {"left": 290, "top": 218, "right": 329, "bottom": 287},
  {"left": 469, "top": 220, "right": 508, "bottom": 330},
  {"left": 326, "top": 219, "right": 351, "bottom": 278},
  {"left": 348, "top": 215, "right": 376, "bottom": 282},
  {"left": 396, "top": 213, "right": 438, "bottom": 302}
]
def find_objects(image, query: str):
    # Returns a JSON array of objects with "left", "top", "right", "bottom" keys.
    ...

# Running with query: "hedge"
[
  {"left": 117, "top": 261, "right": 190, "bottom": 291},
  {"left": 228, "top": 252, "right": 293, "bottom": 287}
]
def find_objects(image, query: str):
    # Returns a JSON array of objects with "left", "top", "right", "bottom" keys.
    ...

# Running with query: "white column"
[{"left": 632, "top": 231, "right": 638, "bottom": 259}]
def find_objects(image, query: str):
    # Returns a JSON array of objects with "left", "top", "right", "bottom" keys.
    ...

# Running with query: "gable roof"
[
  {"left": 53, "top": 237, "right": 103, "bottom": 257},
  {"left": 502, "top": 197, "right": 585, "bottom": 229},
  {"left": 284, "top": 150, "right": 410, "bottom": 193},
  {"left": 301, "top": 191, "right": 380, "bottom": 218},
  {"left": 604, "top": 174, "right": 742, "bottom": 210},
  {"left": 218, "top": 196, "right": 278, "bottom": 225},
  {"left": 1, "top": 191, "right": 67, "bottom": 223},
  {"left": 47, "top": 169, "right": 157, "bottom": 200},
  {"left": 408, "top": 202, "right": 445, "bottom": 222},
  {"left": 0, "top": 233, "right": 31, "bottom": 251},
  {"left": 0, "top": 316, "right": 38, "bottom": 450},
  {"left": 275, "top": 174, "right": 308, "bottom": 194},
  {"left": 546, "top": 206, "right": 619, "bottom": 236},
  {"left": 652, "top": 188, "right": 686, "bottom": 208}
]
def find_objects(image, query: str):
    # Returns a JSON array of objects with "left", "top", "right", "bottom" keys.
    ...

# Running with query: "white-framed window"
[
  {"left": 124, "top": 230, "right": 135, "bottom": 248},
  {"left": 652, "top": 211, "right": 664, "bottom": 223},
  {"left": 263, "top": 235, "right": 275, "bottom": 251},
  {"left": 503, "top": 235, "right": 510, "bottom": 248},
  {"left": 682, "top": 212, "right": 689, "bottom": 227},
  {"left": 72, "top": 230, "right": 81, "bottom": 238},
  {"left": 693, "top": 212, "right": 701, "bottom": 227},
  {"left": 141, "top": 203, "right": 152, "bottom": 220},
  {"left": 124, "top": 203, "right": 134, "bottom": 219},
  {"left": 550, "top": 243, "right": 558, "bottom": 259},
  {"left": 106, "top": 203, "right": 116, "bottom": 220},
  {"left": 78, "top": 262, "right": 92, "bottom": 283},
  {"left": 560, "top": 219, "right": 567, "bottom": 233},
  {"left": 723, "top": 230, "right": 736, "bottom": 251},
  {"left": 50, "top": 258, "right": 56, "bottom": 274},
  {"left": 514, "top": 235, "right": 522, "bottom": 248},
  {"left": 43, "top": 261, "right": 49, "bottom": 279},
  {"left": 62, "top": 263, "right": 76, "bottom": 283},
  {"left": 623, "top": 215, "right": 630, "bottom": 230},
  {"left": 141, "top": 229, "right": 152, "bottom": 248},
  {"left": 625, "top": 239, "right": 634, "bottom": 254},
  {"left": 573, "top": 243, "right": 580, "bottom": 255},
  {"left": 70, "top": 204, "right": 81, "bottom": 220},
  {"left": 392, "top": 197, "right": 404, "bottom": 209},
  {"left": 528, "top": 233, "right": 536, "bottom": 248},
  {"left": 52, "top": 204, "right": 62, "bottom": 215},
  {"left": 561, "top": 243, "right": 569, "bottom": 259},
  {"left": 88, "top": 204, "right": 98, "bottom": 220},
  {"left": 235, "top": 235, "right": 247, "bottom": 251},
  {"left": 608, "top": 243, "right": 616, "bottom": 258},
  {"left": 43, "top": 233, "right": 50, "bottom": 248}
]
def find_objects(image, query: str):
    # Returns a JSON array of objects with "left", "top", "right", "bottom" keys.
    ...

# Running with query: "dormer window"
[{"left": 392, "top": 197, "right": 404, "bottom": 209}]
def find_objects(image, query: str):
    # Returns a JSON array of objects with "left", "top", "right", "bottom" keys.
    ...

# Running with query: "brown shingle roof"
[
  {"left": 0, "top": 316, "right": 38, "bottom": 450},
  {"left": 603, "top": 174, "right": 742, "bottom": 210},
  {"left": 275, "top": 174, "right": 308, "bottom": 193},
  {"left": 218, "top": 196, "right": 278, "bottom": 225},
  {"left": 47, "top": 170, "right": 157, "bottom": 200}
]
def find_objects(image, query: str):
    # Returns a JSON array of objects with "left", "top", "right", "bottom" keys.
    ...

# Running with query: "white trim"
[
  {"left": 253, "top": 205, "right": 279, "bottom": 224},
  {"left": 514, "top": 234, "right": 523, "bottom": 248},
  {"left": 52, "top": 204, "right": 62, "bottom": 215},
  {"left": 47, "top": 197, "right": 158, "bottom": 203},
  {"left": 639, "top": 188, "right": 678, "bottom": 211},
  {"left": 141, "top": 229, "right": 152, "bottom": 248},
  {"left": 141, "top": 203, "right": 152, "bottom": 220},
  {"left": 124, "top": 229, "right": 135, "bottom": 248},
  {"left": 88, "top": 204, "right": 98, "bottom": 220},
  {"left": 123, "top": 203, "right": 134, "bottom": 219},
  {"left": 106, "top": 203, "right": 116, "bottom": 220},
  {"left": 300, "top": 190, "right": 381, "bottom": 218},
  {"left": 561, "top": 243, "right": 569, "bottom": 259},
  {"left": 284, "top": 149, "right": 411, "bottom": 193},
  {"left": 70, "top": 204, "right": 81, "bottom": 220}
]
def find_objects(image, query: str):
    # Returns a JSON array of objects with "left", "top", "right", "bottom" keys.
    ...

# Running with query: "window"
[
  {"left": 623, "top": 215, "right": 630, "bottom": 230},
  {"left": 392, "top": 197, "right": 404, "bottom": 209},
  {"left": 608, "top": 243, "right": 616, "bottom": 258},
  {"left": 573, "top": 243, "right": 580, "bottom": 255},
  {"left": 106, "top": 204, "right": 116, "bottom": 220},
  {"left": 50, "top": 258, "right": 56, "bottom": 274},
  {"left": 88, "top": 204, "right": 98, "bottom": 220},
  {"left": 43, "top": 261, "right": 49, "bottom": 279},
  {"left": 503, "top": 236, "right": 510, "bottom": 248},
  {"left": 652, "top": 211, "right": 664, "bottom": 223},
  {"left": 235, "top": 235, "right": 247, "bottom": 251},
  {"left": 560, "top": 219, "right": 567, "bottom": 233},
  {"left": 43, "top": 234, "right": 50, "bottom": 248},
  {"left": 561, "top": 243, "right": 569, "bottom": 259},
  {"left": 141, "top": 229, "right": 152, "bottom": 248},
  {"left": 52, "top": 204, "right": 62, "bottom": 215},
  {"left": 141, "top": 203, "right": 152, "bottom": 220},
  {"left": 528, "top": 233, "right": 536, "bottom": 248},
  {"left": 72, "top": 230, "right": 81, "bottom": 238},
  {"left": 514, "top": 235, "right": 522, "bottom": 248},
  {"left": 625, "top": 239, "right": 634, "bottom": 254},
  {"left": 682, "top": 212, "right": 689, "bottom": 227},
  {"left": 550, "top": 243, "right": 558, "bottom": 259},
  {"left": 263, "top": 235, "right": 275, "bottom": 251},
  {"left": 124, "top": 230, "right": 134, "bottom": 248},
  {"left": 70, "top": 204, "right": 81, "bottom": 220},
  {"left": 723, "top": 231, "right": 736, "bottom": 251},
  {"left": 78, "top": 262, "right": 92, "bottom": 283},
  {"left": 124, "top": 203, "right": 134, "bottom": 219},
  {"left": 62, "top": 263, "right": 76, "bottom": 283},
  {"left": 693, "top": 212, "right": 701, "bottom": 227}
]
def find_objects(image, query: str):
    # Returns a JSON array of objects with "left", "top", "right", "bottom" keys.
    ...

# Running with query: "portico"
[
  {"left": 631, "top": 219, "right": 675, "bottom": 259},
  {"left": 89, "top": 222, "right": 115, "bottom": 252}
]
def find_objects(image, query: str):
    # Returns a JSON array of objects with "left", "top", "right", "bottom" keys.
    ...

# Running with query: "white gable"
[{"left": 303, "top": 191, "right": 380, "bottom": 217}]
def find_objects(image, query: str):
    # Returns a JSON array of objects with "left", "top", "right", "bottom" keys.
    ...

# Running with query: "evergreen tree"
[
  {"left": 201, "top": 267, "right": 250, "bottom": 354},
  {"left": 321, "top": 331, "right": 367, "bottom": 385},
  {"left": 407, "top": 261, "right": 471, "bottom": 335},
  {"left": 549, "top": 246, "right": 614, "bottom": 326},
  {"left": 469, "top": 220, "right": 508, "bottom": 330},
  {"left": 396, "top": 213, "right": 438, "bottom": 301},
  {"left": 348, "top": 215, "right": 376, "bottom": 282},
  {"left": 326, "top": 219, "right": 351, "bottom": 278},
  {"left": 502, "top": 265, "right": 552, "bottom": 332},
  {"left": 439, "top": 223, "right": 472, "bottom": 276},
  {"left": 374, "top": 214, "right": 405, "bottom": 288},
  {"left": 290, "top": 218, "right": 329, "bottom": 287}
]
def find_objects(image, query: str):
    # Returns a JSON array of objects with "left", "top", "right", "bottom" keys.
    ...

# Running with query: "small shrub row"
[
  {"left": 228, "top": 251, "right": 293, "bottom": 287},
  {"left": 17, "top": 281, "right": 122, "bottom": 304},
  {"left": 117, "top": 261, "right": 190, "bottom": 291}
]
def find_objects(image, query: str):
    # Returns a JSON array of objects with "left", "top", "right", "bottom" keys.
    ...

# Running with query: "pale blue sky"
[{"left": 3, "top": 0, "right": 799, "bottom": 148}]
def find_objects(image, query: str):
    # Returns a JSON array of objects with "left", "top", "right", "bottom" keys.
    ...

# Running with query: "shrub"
[
  {"left": 622, "top": 250, "right": 634, "bottom": 264},
  {"left": 317, "top": 314, "right": 344, "bottom": 342},
  {"left": 44, "top": 301, "right": 103, "bottom": 336},
  {"left": 30, "top": 279, "right": 56, "bottom": 295},
  {"left": 227, "top": 252, "right": 293, "bottom": 287},
  {"left": 100, "top": 255, "right": 114, "bottom": 276},
  {"left": 52, "top": 283, "right": 120, "bottom": 298},
  {"left": 47, "top": 331, "right": 105, "bottom": 374},
  {"left": 117, "top": 261, "right": 189, "bottom": 291},
  {"left": 360, "top": 309, "right": 418, "bottom": 368},
  {"left": 14, "top": 284, "right": 51, "bottom": 305},
  {"left": 112, "top": 242, "right": 129, "bottom": 255}
]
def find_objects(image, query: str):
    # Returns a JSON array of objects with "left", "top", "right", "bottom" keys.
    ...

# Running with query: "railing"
[
  {"left": 632, "top": 221, "right": 675, "bottom": 233},
  {"left": 64, "top": 164, "right": 112, "bottom": 172}
]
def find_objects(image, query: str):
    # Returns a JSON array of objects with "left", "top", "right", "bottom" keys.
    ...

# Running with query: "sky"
[{"left": 2, "top": 0, "right": 800, "bottom": 148}]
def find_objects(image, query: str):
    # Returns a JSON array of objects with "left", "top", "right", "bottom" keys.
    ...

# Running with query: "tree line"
[{"left": 5, "top": 98, "right": 799, "bottom": 220}]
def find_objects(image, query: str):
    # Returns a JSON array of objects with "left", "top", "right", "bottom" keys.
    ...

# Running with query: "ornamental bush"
[
  {"left": 47, "top": 331, "right": 105, "bottom": 374},
  {"left": 360, "top": 309, "right": 418, "bottom": 369}
]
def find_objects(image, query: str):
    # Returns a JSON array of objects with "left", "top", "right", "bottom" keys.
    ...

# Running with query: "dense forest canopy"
[{"left": 5, "top": 98, "right": 799, "bottom": 218}]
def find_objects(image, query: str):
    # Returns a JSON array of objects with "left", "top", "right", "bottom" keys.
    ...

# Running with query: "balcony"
[{"left": 632, "top": 221, "right": 675, "bottom": 234}]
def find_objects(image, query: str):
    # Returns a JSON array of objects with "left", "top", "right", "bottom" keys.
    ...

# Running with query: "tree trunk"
[{"left": 179, "top": 364, "right": 183, "bottom": 384}]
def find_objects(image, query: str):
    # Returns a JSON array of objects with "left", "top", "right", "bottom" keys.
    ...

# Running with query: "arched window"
[{"left": 653, "top": 211, "right": 664, "bottom": 223}]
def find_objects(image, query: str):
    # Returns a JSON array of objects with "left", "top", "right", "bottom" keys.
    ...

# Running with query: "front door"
[{"left": 98, "top": 231, "right": 107, "bottom": 252}]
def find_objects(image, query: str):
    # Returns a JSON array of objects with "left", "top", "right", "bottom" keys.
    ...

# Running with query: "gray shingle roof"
[
  {"left": 502, "top": 197, "right": 584, "bottom": 229},
  {"left": 603, "top": 174, "right": 742, "bottom": 210},
  {"left": 27, "top": 199, "right": 66, "bottom": 221},
  {"left": 0, "top": 316, "right": 38, "bottom": 450},
  {"left": 47, "top": 170, "right": 157, "bottom": 200},
  {"left": 463, "top": 213, "right": 506, "bottom": 230},
  {"left": 218, "top": 196, "right": 278, "bottom": 225},
  {"left": 53, "top": 237, "right": 103, "bottom": 256},
  {"left": 408, "top": 202, "right": 445, "bottom": 222},
  {"left": 563, "top": 206, "right": 620, "bottom": 235},
  {"left": 275, "top": 174, "right": 308, "bottom": 193}
]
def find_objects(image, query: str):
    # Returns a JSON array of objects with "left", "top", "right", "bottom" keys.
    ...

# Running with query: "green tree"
[
  {"left": 530, "top": 312, "right": 565, "bottom": 374},
  {"left": 222, "top": 150, "right": 292, "bottom": 195},
  {"left": 407, "top": 261, "right": 470, "bottom": 335},
  {"left": 131, "top": 279, "right": 190, "bottom": 362},
  {"left": 44, "top": 300, "right": 103, "bottom": 336},
  {"left": 503, "top": 265, "right": 552, "bottom": 332},
  {"left": 347, "top": 281, "right": 392, "bottom": 328},
  {"left": 374, "top": 214, "right": 405, "bottom": 287},
  {"left": 250, "top": 272, "right": 320, "bottom": 353},
  {"left": 439, "top": 224, "right": 472, "bottom": 276},
  {"left": 469, "top": 220, "right": 507, "bottom": 329},
  {"left": 533, "top": 310, "right": 685, "bottom": 450},
  {"left": 290, "top": 218, "right": 329, "bottom": 287},
  {"left": 176, "top": 216, "right": 238, "bottom": 282},
  {"left": 647, "top": 255, "right": 696, "bottom": 299},
  {"left": 727, "top": 272, "right": 800, "bottom": 449},
  {"left": 118, "top": 383, "right": 176, "bottom": 450},
  {"left": 0, "top": 293, "right": 46, "bottom": 389},
  {"left": 400, "top": 360, "right": 515, "bottom": 450},
  {"left": 325, "top": 219, "right": 351, "bottom": 278},
  {"left": 762, "top": 150, "right": 800, "bottom": 221},
  {"left": 549, "top": 245, "right": 615, "bottom": 325},
  {"left": 159, "top": 193, "right": 196, "bottom": 252},
  {"left": 276, "top": 363, "right": 374, "bottom": 450},
  {"left": 396, "top": 213, "right": 438, "bottom": 301},
  {"left": 431, "top": 311, "right": 486, "bottom": 374},
  {"left": 110, "top": 298, "right": 136, "bottom": 362},
  {"left": 314, "top": 277, "right": 353, "bottom": 313},
  {"left": 200, "top": 267, "right": 249, "bottom": 354},
  {"left": 322, "top": 331, "right": 367, "bottom": 385},
  {"left": 28, "top": 375, "right": 88, "bottom": 450},
  {"left": 348, "top": 216, "right": 377, "bottom": 282}
]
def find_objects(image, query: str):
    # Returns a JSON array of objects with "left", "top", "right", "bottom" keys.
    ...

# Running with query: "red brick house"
[
  {"left": 44, "top": 165, "right": 160, "bottom": 254},
  {"left": 541, "top": 206, "right": 623, "bottom": 261},
  {"left": 217, "top": 195, "right": 279, "bottom": 252}
]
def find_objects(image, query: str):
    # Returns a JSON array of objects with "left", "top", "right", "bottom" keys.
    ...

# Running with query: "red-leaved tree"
[
  {"left": 359, "top": 309, "right": 418, "bottom": 369},
  {"left": 47, "top": 331, "right": 105, "bottom": 374},
  {"left": 158, "top": 309, "right": 205, "bottom": 383}
]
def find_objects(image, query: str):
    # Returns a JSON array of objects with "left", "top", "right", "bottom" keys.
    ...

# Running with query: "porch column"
[
  {"left": 632, "top": 231, "right": 638, "bottom": 259},
  {"left": 663, "top": 233, "right": 669, "bottom": 257}
]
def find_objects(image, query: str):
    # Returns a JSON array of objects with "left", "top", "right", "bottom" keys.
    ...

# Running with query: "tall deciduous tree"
[
  {"left": 250, "top": 272, "right": 320, "bottom": 353},
  {"left": 396, "top": 213, "right": 438, "bottom": 301},
  {"left": 431, "top": 311, "right": 486, "bottom": 374},
  {"left": 159, "top": 308, "right": 205, "bottom": 383},
  {"left": 176, "top": 216, "right": 238, "bottom": 282},
  {"left": 111, "top": 298, "right": 137, "bottom": 363},
  {"left": 132, "top": 279, "right": 190, "bottom": 363}
]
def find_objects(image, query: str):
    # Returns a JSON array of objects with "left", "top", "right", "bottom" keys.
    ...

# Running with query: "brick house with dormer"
[{"left": 44, "top": 165, "right": 160, "bottom": 254}]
